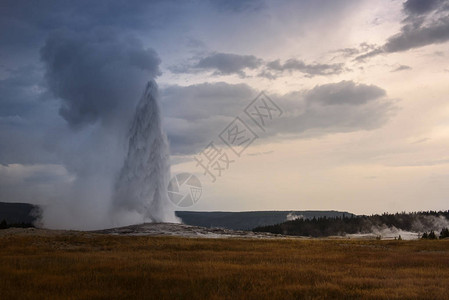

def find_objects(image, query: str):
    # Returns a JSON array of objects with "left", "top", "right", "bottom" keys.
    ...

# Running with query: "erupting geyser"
[{"left": 112, "top": 81, "right": 177, "bottom": 223}]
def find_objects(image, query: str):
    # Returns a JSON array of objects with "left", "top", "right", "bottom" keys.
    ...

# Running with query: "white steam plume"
[{"left": 112, "top": 81, "right": 178, "bottom": 224}]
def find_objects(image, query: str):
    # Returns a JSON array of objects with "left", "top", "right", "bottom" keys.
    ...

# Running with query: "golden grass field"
[{"left": 1, "top": 231, "right": 449, "bottom": 299}]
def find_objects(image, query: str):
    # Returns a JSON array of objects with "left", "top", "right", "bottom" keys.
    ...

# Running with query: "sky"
[{"left": 1, "top": 0, "right": 449, "bottom": 227}]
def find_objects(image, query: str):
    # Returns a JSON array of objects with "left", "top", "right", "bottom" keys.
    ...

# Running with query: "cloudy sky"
[{"left": 1, "top": 0, "right": 449, "bottom": 222}]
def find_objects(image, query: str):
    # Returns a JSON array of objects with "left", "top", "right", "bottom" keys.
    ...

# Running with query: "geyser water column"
[{"left": 112, "top": 80, "right": 177, "bottom": 224}]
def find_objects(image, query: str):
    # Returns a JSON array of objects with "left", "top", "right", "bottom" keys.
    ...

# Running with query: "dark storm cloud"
[
  {"left": 403, "top": 0, "right": 442, "bottom": 15},
  {"left": 383, "top": 18, "right": 449, "bottom": 53},
  {"left": 40, "top": 29, "right": 161, "bottom": 127},
  {"left": 265, "top": 59, "right": 345, "bottom": 77},
  {"left": 356, "top": 0, "right": 449, "bottom": 60},
  {"left": 161, "top": 81, "right": 394, "bottom": 155},
  {"left": 170, "top": 53, "right": 262, "bottom": 77}
]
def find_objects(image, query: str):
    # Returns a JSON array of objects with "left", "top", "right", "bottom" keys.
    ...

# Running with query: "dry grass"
[{"left": 1, "top": 232, "right": 449, "bottom": 299}]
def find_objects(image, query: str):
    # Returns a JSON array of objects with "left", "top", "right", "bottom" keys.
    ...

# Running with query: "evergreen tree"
[
  {"left": 421, "top": 232, "right": 428, "bottom": 239},
  {"left": 428, "top": 230, "right": 437, "bottom": 240},
  {"left": 0, "top": 219, "right": 7, "bottom": 229},
  {"left": 440, "top": 228, "right": 449, "bottom": 239}
]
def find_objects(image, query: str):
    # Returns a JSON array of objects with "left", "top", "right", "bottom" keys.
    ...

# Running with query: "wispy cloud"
[
  {"left": 171, "top": 53, "right": 347, "bottom": 78},
  {"left": 265, "top": 59, "right": 345, "bottom": 77},
  {"left": 391, "top": 65, "right": 412, "bottom": 72},
  {"left": 169, "top": 52, "right": 262, "bottom": 77}
]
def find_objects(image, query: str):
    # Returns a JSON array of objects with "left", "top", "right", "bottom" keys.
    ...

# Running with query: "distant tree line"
[
  {"left": 0, "top": 219, "right": 34, "bottom": 230},
  {"left": 253, "top": 210, "right": 449, "bottom": 237}
]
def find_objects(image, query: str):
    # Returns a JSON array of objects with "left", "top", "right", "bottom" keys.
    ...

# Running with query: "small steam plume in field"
[
  {"left": 39, "top": 29, "right": 176, "bottom": 229},
  {"left": 286, "top": 213, "right": 304, "bottom": 221}
]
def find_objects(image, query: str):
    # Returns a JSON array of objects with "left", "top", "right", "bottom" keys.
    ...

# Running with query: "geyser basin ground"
[
  {"left": 93, "top": 222, "right": 283, "bottom": 238},
  {"left": 1, "top": 230, "right": 448, "bottom": 299}
]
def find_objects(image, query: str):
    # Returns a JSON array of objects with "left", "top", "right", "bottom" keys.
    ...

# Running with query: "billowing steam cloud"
[
  {"left": 39, "top": 29, "right": 176, "bottom": 229},
  {"left": 41, "top": 29, "right": 161, "bottom": 128}
]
